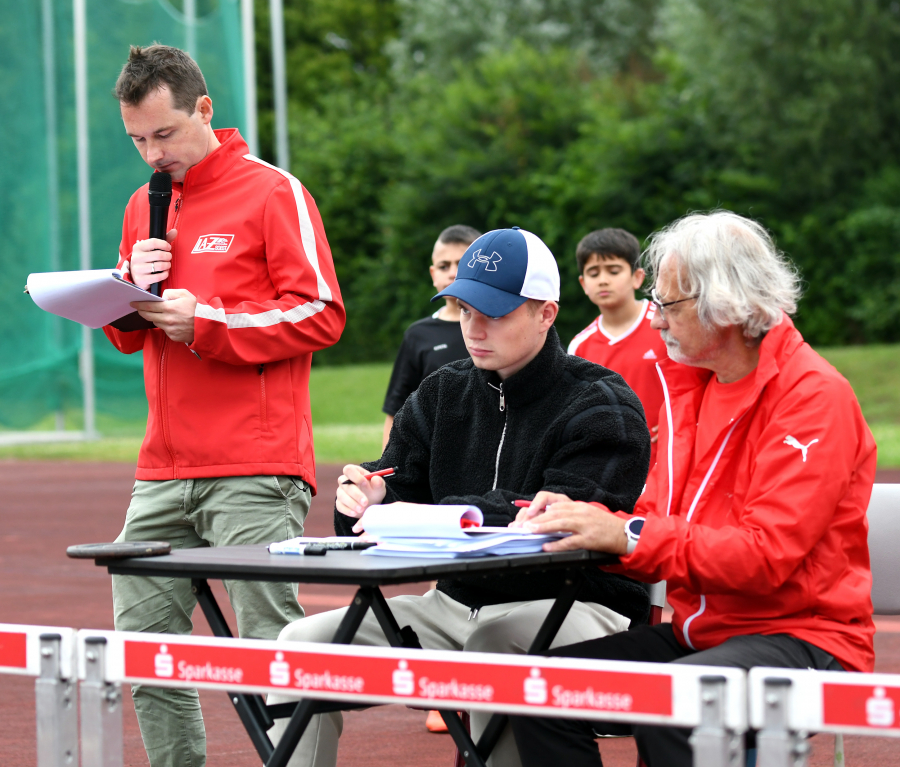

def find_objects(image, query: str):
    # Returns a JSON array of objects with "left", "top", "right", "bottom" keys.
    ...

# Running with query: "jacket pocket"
[
  {"left": 273, "top": 475, "right": 309, "bottom": 499},
  {"left": 258, "top": 364, "right": 268, "bottom": 431}
]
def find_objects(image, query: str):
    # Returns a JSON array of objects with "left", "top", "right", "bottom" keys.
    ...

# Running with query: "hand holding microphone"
[
  {"left": 128, "top": 231, "right": 176, "bottom": 290},
  {"left": 125, "top": 171, "right": 175, "bottom": 291},
  {"left": 126, "top": 170, "right": 198, "bottom": 343}
]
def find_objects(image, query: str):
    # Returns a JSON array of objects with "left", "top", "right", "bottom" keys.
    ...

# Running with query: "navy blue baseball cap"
[{"left": 431, "top": 227, "right": 560, "bottom": 317}]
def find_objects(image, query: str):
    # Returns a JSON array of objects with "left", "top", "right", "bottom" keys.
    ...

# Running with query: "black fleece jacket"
[{"left": 334, "top": 327, "right": 652, "bottom": 626}]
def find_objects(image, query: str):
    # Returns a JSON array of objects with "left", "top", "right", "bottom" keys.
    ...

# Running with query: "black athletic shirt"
[{"left": 382, "top": 313, "right": 469, "bottom": 416}]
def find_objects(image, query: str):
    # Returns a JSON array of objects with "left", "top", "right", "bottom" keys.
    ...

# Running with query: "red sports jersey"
[{"left": 568, "top": 299, "right": 668, "bottom": 467}]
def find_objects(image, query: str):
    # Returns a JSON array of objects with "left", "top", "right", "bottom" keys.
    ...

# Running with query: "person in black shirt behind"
[{"left": 382, "top": 224, "right": 481, "bottom": 449}]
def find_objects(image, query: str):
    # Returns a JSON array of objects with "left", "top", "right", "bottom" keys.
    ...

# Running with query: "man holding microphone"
[{"left": 104, "top": 44, "right": 345, "bottom": 767}]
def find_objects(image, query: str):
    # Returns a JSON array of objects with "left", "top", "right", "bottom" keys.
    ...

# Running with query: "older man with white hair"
[{"left": 509, "top": 211, "right": 877, "bottom": 767}]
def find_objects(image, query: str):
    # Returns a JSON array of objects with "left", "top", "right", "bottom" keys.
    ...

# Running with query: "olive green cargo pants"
[{"left": 113, "top": 475, "right": 310, "bottom": 767}]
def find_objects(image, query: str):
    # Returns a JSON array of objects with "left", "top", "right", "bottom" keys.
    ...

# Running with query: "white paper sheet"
[{"left": 27, "top": 269, "right": 165, "bottom": 329}]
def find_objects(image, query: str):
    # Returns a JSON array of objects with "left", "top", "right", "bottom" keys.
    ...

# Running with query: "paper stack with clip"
[{"left": 358, "top": 503, "right": 568, "bottom": 558}]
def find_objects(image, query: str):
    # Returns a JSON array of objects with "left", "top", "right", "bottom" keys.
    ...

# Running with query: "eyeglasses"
[{"left": 650, "top": 288, "right": 698, "bottom": 318}]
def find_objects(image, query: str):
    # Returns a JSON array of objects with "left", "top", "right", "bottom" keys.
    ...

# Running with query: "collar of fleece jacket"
[{"left": 475, "top": 325, "right": 566, "bottom": 406}]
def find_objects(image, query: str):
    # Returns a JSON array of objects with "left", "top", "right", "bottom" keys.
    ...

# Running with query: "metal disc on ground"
[{"left": 66, "top": 541, "right": 171, "bottom": 559}]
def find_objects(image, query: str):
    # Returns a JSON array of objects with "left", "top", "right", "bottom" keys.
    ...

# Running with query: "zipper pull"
[
  {"left": 258, "top": 364, "right": 264, "bottom": 375},
  {"left": 174, "top": 197, "right": 182, "bottom": 212},
  {"left": 498, "top": 384, "right": 505, "bottom": 412}
]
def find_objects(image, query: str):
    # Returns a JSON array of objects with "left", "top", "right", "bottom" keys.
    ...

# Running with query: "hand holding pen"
[
  {"left": 335, "top": 465, "right": 398, "bottom": 523},
  {"left": 509, "top": 491, "right": 573, "bottom": 528}
]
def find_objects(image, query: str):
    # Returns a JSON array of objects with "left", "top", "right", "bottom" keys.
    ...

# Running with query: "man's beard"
[{"left": 660, "top": 330, "right": 688, "bottom": 364}]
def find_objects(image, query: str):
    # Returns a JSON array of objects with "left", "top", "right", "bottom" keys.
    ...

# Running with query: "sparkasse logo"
[{"left": 192, "top": 234, "right": 235, "bottom": 254}]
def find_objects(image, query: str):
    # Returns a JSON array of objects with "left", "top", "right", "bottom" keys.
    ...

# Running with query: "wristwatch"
[{"left": 624, "top": 517, "right": 645, "bottom": 555}]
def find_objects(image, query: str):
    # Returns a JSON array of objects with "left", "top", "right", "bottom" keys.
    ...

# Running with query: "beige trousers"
[{"left": 269, "top": 589, "right": 630, "bottom": 767}]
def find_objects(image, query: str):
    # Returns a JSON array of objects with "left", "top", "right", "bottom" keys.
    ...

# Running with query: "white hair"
[{"left": 643, "top": 211, "right": 802, "bottom": 339}]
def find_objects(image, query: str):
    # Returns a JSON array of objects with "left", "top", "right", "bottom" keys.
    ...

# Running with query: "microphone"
[{"left": 148, "top": 171, "right": 172, "bottom": 297}]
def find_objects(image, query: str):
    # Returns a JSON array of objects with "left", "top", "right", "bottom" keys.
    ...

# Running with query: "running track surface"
[{"left": 1, "top": 462, "right": 898, "bottom": 767}]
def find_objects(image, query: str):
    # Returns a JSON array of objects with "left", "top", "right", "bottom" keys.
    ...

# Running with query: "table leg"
[
  {"left": 265, "top": 587, "right": 377, "bottom": 767},
  {"left": 191, "top": 578, "right": 275, "bottom": 760},
  {"left": 368, "top": 587, "right": 423, "bottom": 649},
  {"left": 443, "top": 710, "right": 488, "bottom": 767},
  {"left": 367, "top": 586, "right": 485, "bottom": 767},
  {"left": 474, "top": 570, "right": 587, "bottom": 759}
]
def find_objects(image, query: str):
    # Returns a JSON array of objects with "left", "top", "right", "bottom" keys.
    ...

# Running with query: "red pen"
[
  {"left": 512, "top": 500, "right": 533, "bottom": 508},
  {"left": 342, "top": 467, "right": 399, "bottom": 485}
]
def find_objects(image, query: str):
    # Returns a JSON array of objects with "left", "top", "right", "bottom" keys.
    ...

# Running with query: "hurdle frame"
[
  {"left": 75, "top": 628, "right": 748, "bottom": 767},
  {"left": 0, "top": 623, "right": 78, "bottom": 767},
  {"left": 749, "top": 666, "right": 900, "bottom": 766}
]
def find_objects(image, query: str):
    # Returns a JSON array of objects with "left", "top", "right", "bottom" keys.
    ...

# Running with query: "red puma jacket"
[
  {"left": 611, "top": 314, "right": 876, "bottom": 672},
  {"left": 103, "top": 129, "right": 345, "bottom": 492}
]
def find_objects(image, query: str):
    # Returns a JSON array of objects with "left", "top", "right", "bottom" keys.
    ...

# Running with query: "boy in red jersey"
[{"left": 567, "top": 228, "right": 668, "bottom": 467}]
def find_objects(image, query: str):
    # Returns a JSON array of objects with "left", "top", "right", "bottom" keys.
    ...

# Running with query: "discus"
[{"left": 66, "top": 541, "right": 171, "bottom": 559}]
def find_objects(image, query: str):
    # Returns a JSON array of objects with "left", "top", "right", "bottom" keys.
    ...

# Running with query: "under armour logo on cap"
[
  {"left": 468, "top": 248, "right": 503, "bottom": 271},
  {"left": 432, "top": 226, "right": 560, "bottom": 318}
]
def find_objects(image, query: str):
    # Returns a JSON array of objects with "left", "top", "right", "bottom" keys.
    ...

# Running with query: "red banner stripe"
[
  {"left": 0, "top": 632, "right": 28, "bottom": 669},
  {"left": 124, "top": 640, "right": 672, "bottom": 716},
  {"left": 823, "top": 683, "right": 900, "bottom": 731}
]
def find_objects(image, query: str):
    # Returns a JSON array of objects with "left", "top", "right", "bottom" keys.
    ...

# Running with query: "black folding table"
[{"left": 97, "top": 544, "right": 615, "bottom": 767}]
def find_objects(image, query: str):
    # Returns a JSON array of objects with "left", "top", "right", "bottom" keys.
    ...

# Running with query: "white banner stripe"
[
  {"left": 243, "top": 154, "right": 332, "bottom": 302},
  {"left": 196, "top": 299, "right": 326, "bottom": 329}
]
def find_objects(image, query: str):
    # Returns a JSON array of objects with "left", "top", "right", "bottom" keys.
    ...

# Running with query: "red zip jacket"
[
  {"left": 103, "top": 129, "right": 345, "bottom": 492},
  {"left": 610, "top": 314, "right": 876, "bottom": 672}
]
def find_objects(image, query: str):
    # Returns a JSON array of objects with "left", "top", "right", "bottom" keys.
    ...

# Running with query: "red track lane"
[{"left": 1, "top": 462, "right": 898, "bottom": 766}]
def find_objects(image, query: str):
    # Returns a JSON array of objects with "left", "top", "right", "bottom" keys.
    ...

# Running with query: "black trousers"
[{"left": 509, "top": 624, "right": 843, "bottom": 767}]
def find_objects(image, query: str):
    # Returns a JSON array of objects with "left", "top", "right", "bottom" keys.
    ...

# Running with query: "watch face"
[{"left": 627, "top": 518, "right": 645, "bottom": 537}]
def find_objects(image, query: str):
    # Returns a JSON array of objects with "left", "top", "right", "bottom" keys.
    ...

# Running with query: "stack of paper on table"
[{"left": 357, "top": 503, "right": 568, "bottom": 558}]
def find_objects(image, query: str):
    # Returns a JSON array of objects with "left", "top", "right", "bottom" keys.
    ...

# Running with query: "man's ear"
[
  {"left": 196, "top": 95, "right": 214, "bottom": 125},
  {"left": 540, "top": 301, "right": 559, "bottom": 329},
  {"left": 632, "top": 267, "right": 646, "bottom": 291}
]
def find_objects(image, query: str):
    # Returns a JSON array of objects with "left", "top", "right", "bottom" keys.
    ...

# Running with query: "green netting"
[{"left": 0, "top": 0, "right": 246, "bottom": 434}]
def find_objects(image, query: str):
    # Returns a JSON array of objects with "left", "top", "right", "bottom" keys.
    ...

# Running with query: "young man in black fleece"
[{"left": 273, "top": 227, "right": 651, "bottom": 767}]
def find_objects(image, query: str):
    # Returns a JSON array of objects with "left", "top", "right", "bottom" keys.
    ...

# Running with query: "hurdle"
[
  {"left": 74, "top": 628, "right": 747, "bottom": 767},
  {"left": 749, "top": 667, "right": 900, "bottom": 765},
  {"left": 0, "top": 623, "right": 78, "bottom": 767}
]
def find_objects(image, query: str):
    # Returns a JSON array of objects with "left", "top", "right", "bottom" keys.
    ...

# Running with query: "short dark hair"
[
  {"left": 575, "top": 228, "right": 642, "bottom": 273},
  {"left": 115, "top": 44, "right": 208, "bottom": 114},
  {"left": 437, "top": 225, "right": 482, "bottom": 248}
]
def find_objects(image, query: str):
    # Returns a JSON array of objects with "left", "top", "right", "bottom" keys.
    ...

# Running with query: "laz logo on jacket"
[{"left": 192, "top": 234, "right": 235, "bottom": 254}]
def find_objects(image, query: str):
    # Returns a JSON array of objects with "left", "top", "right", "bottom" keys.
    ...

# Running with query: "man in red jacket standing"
[
  {"left": 103, "top": 45, "right": 345, "bottom": 767},
  {"left": 510, "top": 211, "right": 876, "bottom": 767}
]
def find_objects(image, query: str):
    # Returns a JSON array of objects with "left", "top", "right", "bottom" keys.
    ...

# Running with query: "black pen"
[
  {"left": 268, "top": 540, "right": 377, "bottom": 555},
  {"left": 310, "top": 541, "right": 377, "bottom": 551}
]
